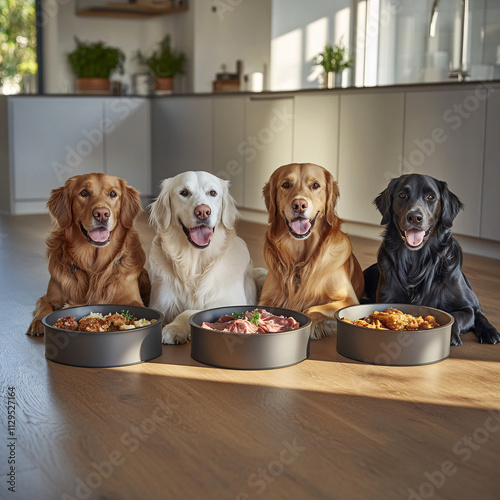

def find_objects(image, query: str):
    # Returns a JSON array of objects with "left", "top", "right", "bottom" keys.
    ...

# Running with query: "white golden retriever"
[{"left": 149, "top": 171, "right": 261, "bottom": 344}]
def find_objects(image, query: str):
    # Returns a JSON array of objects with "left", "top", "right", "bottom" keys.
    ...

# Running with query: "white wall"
[
  {"left": 270, "top": 0, "right": 353, "bottom": 91},
  {"left": 192, "top": 0, "right": 272, "bottom": 93}
]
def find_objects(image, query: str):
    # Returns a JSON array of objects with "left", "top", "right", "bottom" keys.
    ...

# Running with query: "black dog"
[{"left": 363, "top": 173, "right": 499, "bottom": 346}]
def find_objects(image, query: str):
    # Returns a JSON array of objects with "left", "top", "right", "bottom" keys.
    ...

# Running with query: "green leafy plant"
[
  {"left": 0, "top": 0, "right": 38, "bottom": 93},
  {"left": 136, "top": 35, "right": 185, "bottom": 78},
  {"left": 314, "top": 40, "right": 353, "bottom": 73},
  {"left": 68, "top": 37, "right": 125, "bottom": 79}
]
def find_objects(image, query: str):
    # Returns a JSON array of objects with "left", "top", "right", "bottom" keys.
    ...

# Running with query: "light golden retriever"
[
  {"left": 27, "top": 173, "right": 150, "bottom": 335},
  {"left": 149, "top": 171, "right": 263, "bottom": 344},
  {"left": 259, "top": 163, "right": 364, "bottom": 339}
]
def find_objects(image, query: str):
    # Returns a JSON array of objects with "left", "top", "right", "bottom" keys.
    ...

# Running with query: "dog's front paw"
[
  {"left": 450, "top": 332, "right": 463, "bottom": 346},
  {"left": 27, "top": 319, "right": 44, "bottom": 336},
  {"left": 162, "top": 323, "right": 191, "bottom": 345},
  {"left": 477, "top": 324, "right": 500, "bottom": 344},
  {"left": 309, "top": 319, "right": 337, "bottom": 340}
]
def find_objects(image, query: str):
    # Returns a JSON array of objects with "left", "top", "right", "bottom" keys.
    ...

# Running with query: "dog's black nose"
[
  {"left": 407, "top": 211, "right": 423, "bottom": 224},
  {"left": 194, "top": 204, "right": 211, "bottom": 220},
  {"left": 93, "top": 207, "right": 110, "bottom": 222},
  {"left": 292, "top": 198, "right": 308, "bottom": 214}
]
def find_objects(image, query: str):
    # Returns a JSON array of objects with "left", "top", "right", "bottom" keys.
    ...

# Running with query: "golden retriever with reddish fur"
[
  {"left": 259, "top": 163, "right": 364, "bottom": 339},
  {"left": 27, "top": 173, "right": 150, "bottom": 335}
]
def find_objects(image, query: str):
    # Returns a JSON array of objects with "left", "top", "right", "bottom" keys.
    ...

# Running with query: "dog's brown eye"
[
  {"left": 109, "top": 190, "right": 117, "bottom": 198},
  {"left": 399, "top": 193, "right": 406, "bottom": 199},
  {"left": 79, "top": 190, "right": 89, "bottom": 197},
  {"left": 312, "top": 182, "right": 320, "bottom": 190},
  {"left": 282, "top": 181, "right": 290, "bottom": 189},
  {"left": 180, "top": 189, "right": 189, "bottom": 197},
  {"left": 427, "top": 194, "right": 435, "bottom": 200},
  {"left": 209, "top": 190, "right": 217, "bottom": 197}
]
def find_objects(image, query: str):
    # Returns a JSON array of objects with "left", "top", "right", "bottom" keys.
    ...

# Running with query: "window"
[{"left": 0, "top": 0, "right": 38, "bottom": 94}]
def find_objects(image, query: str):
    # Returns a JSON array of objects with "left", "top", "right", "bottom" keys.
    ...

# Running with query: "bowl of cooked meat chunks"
[
  {"left": 43, "top": 305, "right": 163, "bottom": 367},
  {"left": 189, "top": 306, "right": 312, "bottom": 369},
  {"left": 335, "top": 304, "right": 454, "bottom": 366}
]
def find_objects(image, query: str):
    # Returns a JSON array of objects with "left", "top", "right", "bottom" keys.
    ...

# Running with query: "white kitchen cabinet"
[
  {"left": 481, "top": 89, "right": 500, "bottom": 241},
  {"left": 293, "top": 93, "right": 340, "bottom": 180},
  {"left": 337, "top": 92, "right": 405, "bottom": 225},
  {"left": 151, "top": 97, "right": 213, "bottom": 197},
  {"left": 403, "top": 89, "right": 486, "bottom": 237},
  {"left": 104, "top": 98, "right": 151, "bottom": 197},
  {"left": 212, "top": 96, "right": 245, "bottom": 206},
  {"left": 9, "top": 97, "right": 105, "bottom": 212},
  {"left": 243, "top": 96, "right": 294, "bottom": 211}
]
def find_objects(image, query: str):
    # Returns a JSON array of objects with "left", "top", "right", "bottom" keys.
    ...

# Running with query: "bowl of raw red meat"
[{"left": 189, "top": 306, "right": 311, "bottom": 370}]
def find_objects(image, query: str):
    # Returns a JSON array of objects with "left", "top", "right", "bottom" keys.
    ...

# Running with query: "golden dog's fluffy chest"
[{"left": 266, "top": 232, "right": 356, "bottom": 311}]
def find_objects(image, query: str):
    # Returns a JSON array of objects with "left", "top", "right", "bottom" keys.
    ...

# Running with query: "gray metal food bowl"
[
  {"left": 335, "top": 303, "right": 454, "bottom": 366},
  {"left": 43, "top": 305, "right": 163, "bottom": 368},
  {"left": 189, "top": 306, "right": 311, "bottom": 370}
]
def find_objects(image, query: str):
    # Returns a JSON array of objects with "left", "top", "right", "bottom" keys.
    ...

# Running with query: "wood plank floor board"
[{"left": 1, "top": 213, "right": 499, "bottom": 500}]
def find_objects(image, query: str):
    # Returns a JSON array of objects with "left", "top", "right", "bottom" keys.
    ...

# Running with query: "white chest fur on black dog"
[{"left": 148, "top": 171, "right": 263, "bottom": 344}]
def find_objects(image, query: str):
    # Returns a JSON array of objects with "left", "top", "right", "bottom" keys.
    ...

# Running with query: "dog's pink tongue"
[
  {"left": 405, "top": 229, "right": 425, "bottom": 247},
  {"left": 190, "top": 226, "right": 213, "bottom": 247},
  {"left": 88, "top": 228, "right": 110, "bottom": 243},
  {"left": 290, "top": 218, "right": 311, "bottom": 235}
]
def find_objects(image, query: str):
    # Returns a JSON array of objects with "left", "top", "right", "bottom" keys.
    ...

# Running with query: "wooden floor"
[{"left": 1, "top": 213, "right": 500, "bottom": 500}]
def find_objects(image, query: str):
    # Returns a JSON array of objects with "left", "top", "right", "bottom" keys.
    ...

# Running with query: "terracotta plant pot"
[
  {"left": 155, "top": 77, "right": 173, "bottom": 94},
  {"left": 76, "top": 78, "right": 110, "bottom": 95}
]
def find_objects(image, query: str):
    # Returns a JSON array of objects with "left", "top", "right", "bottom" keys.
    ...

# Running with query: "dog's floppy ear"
[
  {"left": 149, "top": 178, "right": 173, "bottom": 231},
  {"left": 47, "top": 177, "right": 76, "bottom": 230},
  {"left": 263, "top": 171, "right": 278, "bottom": 224},
  {"left": 120, "top": 180, "right": 143, "bottom": 229},
  {"left": 324, "top": 169, "right": 340, "bottom": 226},
  {"left": 220, "top": 179, "right": 238, "bottom": 230},
  {"left": 375, "top": 177, "right": 400, "bottom": 226},
  {"left": 439, "top": 180, "right": 463, "bottom": 229}
]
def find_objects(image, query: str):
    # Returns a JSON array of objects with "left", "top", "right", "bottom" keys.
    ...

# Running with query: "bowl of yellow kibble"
[{"left": 335, "top": 303, "right": 454, "bottom": 366}]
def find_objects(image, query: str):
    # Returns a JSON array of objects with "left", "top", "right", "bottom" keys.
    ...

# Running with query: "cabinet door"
[
  {"left": 10, "top": 97, "right": 105, "bottom": 200},
  {"left": 337, "top": 92, "right": 405, "bottom": 225},
  {"left": 404, "top": 90, "right": 485, "bottom": 237},
  {"left": 481, "top": 89, "right": 500, "bottom": 241},
  {"left": 104, "top": 98, "right": 151, "bottom": 196},
  {"left": 243, "top": 96, "right": 294, "bottom": 211},
  {"left": 212, "top": 96, "right": 245, "bottom": 206},
  {"left": 151, "top": 97, "right": 213, "bottom": 197},
  {"left": 293, "top": 93, "right": 340, "bottom": 180}
]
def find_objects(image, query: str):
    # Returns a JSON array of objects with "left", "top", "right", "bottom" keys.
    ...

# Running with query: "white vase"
[{"left": 323, "top": 71, "right": 342, "bottom": 89}]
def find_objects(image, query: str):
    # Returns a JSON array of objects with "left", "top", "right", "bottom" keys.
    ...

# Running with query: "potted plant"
[
  {"left": 136, "top": 35, "right": 185, "bottom": 94},
  {"left": 314, "top": 40, "right": 353, "bottom": 89},
  {"left": 68, "top": 38, "right": 125, "bottom": 95}
]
